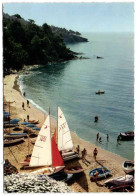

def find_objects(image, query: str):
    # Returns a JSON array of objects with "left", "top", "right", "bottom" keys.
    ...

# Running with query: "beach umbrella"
[
  {"left": 21, "top": 122, "right": 30, "bottom": 125},
  {"left": 32, "top": 127, "right": 40, "bottom": 130},
  {"left": 26, "top": 124, "right": 36, "bottom": 128}
]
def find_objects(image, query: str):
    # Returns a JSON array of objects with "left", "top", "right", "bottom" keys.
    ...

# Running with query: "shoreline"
[
  {"left": 14, "top": 73, "right": 127, "bottom": 161},
  {"left": 4, "top": 73, "right": 129, "bottom": 192}
]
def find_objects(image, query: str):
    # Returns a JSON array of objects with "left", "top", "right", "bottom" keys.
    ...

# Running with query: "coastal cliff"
[{"left": 51, "top": 26, "right": 88, "bottom": 43}]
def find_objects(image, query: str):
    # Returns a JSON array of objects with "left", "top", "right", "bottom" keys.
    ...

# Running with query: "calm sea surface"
[{"left": 18, "top": 33, "right": 134, "bottom": 160}]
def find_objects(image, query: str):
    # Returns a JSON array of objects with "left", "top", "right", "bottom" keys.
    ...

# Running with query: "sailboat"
[
  {"left": 57, "top": 106, "right": 79, "bottom": 161},
  {"left": 21, "top": 114, "right": 65, "bottom": 176}
]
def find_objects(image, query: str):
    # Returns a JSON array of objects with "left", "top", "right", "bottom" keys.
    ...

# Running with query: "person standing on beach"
[
  {"left": 22, "top": 102, "right": 24, "bottom": 110},
  {"left": 93, "top": 148, "right": 98, "bottom": 160},
  {"left": 23, "top": 92, "right": 26, "bottom": 97},
  {"left": 76, "top": 145, "right": 80, "bottom": 155},
  {"left": 27, "top": 100, "right": 29, "bottom": 107},
  {"left": 27, "top": 115, "right": 29, "bottom": 121},
  {"left": 82, "top": 148, "right": 87, "bottom": 162}
]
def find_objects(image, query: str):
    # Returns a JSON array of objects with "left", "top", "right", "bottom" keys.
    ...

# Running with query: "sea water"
[{"left": 18, "top": 33, "right": 134, "bottom": 160}]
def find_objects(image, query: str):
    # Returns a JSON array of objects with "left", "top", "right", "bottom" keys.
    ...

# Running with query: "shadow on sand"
[{"left": 65, "top": 159, "right": 89, "bottom": 192}]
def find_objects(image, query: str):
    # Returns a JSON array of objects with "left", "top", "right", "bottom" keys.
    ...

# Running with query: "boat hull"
[
  {"left": 30, "top": 166, "right": 65, "bottom": 176},
  {"left": 122, "top": 161, "right": 134, "bottom": 174},
  {"left": 64, "top": 166, "right": 84, "bottom": 174},
  {"left": 63, "top": 153, "right": 79, "bottom": 161},
  {"left": 119, "top": 131, "right": 134, "bottom": 141},
  {"left": 49, "top": 172, "right": 73, "bottom": 182},
  {"left": 4, "top": 138, "right": 24, "bottom": 146},
  {"left": 89, "top": 167, "right": 110, "bottom": 179},
  {"left": 95, "top": 91, "right": 105, "bottom": 95},
  {"left": 4, "top": 133, "right": 27, "bottom": 139},
  {"left": 105, "top": 175, "right": 133, "bottom": 187}
]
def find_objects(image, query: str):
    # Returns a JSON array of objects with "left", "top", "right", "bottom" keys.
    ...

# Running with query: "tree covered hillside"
[{"left": 3, "top": 14, "right": 76, "bottom": 75}]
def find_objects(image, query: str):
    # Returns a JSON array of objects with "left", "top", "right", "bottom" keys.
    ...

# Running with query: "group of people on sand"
[
  {"left": 22, "top": 100, "right": 30, "bottom": 110},
  {"left": 22, "top": 91, "right": 30, "bottom": 110},
  {"left": 96, "top": 133, "right": 109, "bottom": 143},
  {"left": 76, "top": 145, "right": 87, "bottom": 162},
  {"left": 76, "top": 145, "right": 98, "bottom": 162}
]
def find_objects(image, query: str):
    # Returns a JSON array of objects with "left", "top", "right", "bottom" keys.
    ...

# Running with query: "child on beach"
[
  {"left": 82, "top": 148, "right": 87, "bottom": 162},
  {"left": 76, "top": 145, "right": 80, "bottom": 155},
  {"left": 93, "top": 148, "right": 98, "bottom": 160}
]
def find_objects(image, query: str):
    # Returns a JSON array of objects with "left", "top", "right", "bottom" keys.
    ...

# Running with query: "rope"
[{"left": 8, "top": 147, "right": 18, "bottom": 163}]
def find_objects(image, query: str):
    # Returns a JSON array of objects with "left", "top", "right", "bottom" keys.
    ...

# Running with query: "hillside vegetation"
[{"left": 3, "top": 14, "right": 76, "bottom": 75}]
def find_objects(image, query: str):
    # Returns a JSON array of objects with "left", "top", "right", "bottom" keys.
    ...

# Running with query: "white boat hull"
[
  {"left": 105, "top": 175, "right": 133, "bottom": 186},
  {"left": 63, "top": 153, "right": 79, "bottom": 161},
  {"left": 30, "top": 166, "right": 65, "bottom": 176},
  {"left": 122, "top": 161, "right": 134, "bottom": 174}
]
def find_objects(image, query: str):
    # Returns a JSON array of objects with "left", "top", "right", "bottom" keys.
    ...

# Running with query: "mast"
[
  {"left": 57, "top": 105, "right": 58, "bottom": 146},
  {"left": 49, "top": 107, "right": 52, "bottom": 167}
]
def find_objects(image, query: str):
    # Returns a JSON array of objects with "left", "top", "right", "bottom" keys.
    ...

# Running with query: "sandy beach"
[{"left": 4, "top": 74, "right": 129, "bottom": 192}]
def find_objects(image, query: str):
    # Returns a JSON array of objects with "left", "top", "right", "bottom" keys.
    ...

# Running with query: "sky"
[{"left": 3, "top": 2, "right": 134, "bottom": 33}]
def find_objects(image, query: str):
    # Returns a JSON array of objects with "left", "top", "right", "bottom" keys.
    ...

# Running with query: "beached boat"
[
  {"left": 95, "top": 91, "right": 105, "bottom": 95},
  {"left": 4, "top": 122, "right": 19, "bottom": 128},
  {"left": 118, "top": 131, "right": 134, "bottom": 141},
  {"left": 104, "top": 174, "right": 134, "bottom": 188},
  {"left": 28, "top": 120, "right": 39, "bottom": 124},
  {"left": 4, "top": 137, "right": 25, "bottom": 146},
  {"left": 22, "top": 115, "right": 65, "bottom": 176},
  {"left": 64, "top": 166, "right": 84, "bottom": 174},
  {"left": 109, "top": 184, "right": 134, "bottom": 192},
  {"left": 122, "top": 161, "right": 134, "bottom": 174},
  {"left": 49, "top": 172, "right": 73, "bottom": 182},
  {"left": 89, "top": 167, "right": 110, "bottom": 179},
  {"left": 57, "top": 106, "right": 79, "bottom": 161},
  {"left": 4, "top": 133, "right": 27, "bottom": 139}
]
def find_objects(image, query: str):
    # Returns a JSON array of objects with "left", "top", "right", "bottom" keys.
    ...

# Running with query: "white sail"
[
  {"left": 29, "top": 115, "right": 52, "bottom": 167},
  {"left": 57, "top": 107, "right": 73, "bottom": 151}
]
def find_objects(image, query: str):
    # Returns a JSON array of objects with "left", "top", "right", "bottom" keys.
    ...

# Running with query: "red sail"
[
  {"left": 52, "top": 137, "right": 64, "bottom": 167},
  {"left": 53, "top": 128, "right": 56, "bottom": 143}
]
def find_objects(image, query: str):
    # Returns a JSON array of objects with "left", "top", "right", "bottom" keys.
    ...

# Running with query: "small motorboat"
[
  {"left": 95, "top": 91, "right": 105, "bottom": 95},
  {"left": 89, "top": 167, "right": 110, "bottom": 179},
  {"left": 122, "top": 161, "right": 134, "bottom": 174},
  {"left": 97, "top": 56, "right": 103, "bottom": 59},
  {"left": 118, "top": 131, "right": 134, "bottom": 141},
  {"left": 104, "top": 174, "right": 134, "bottom": 188},
  {"left": 49, "top": 172, "right": 73, "bottom": 182},
  {"left": 64, "top": 166, "right": 84, "bottom": 174}
]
